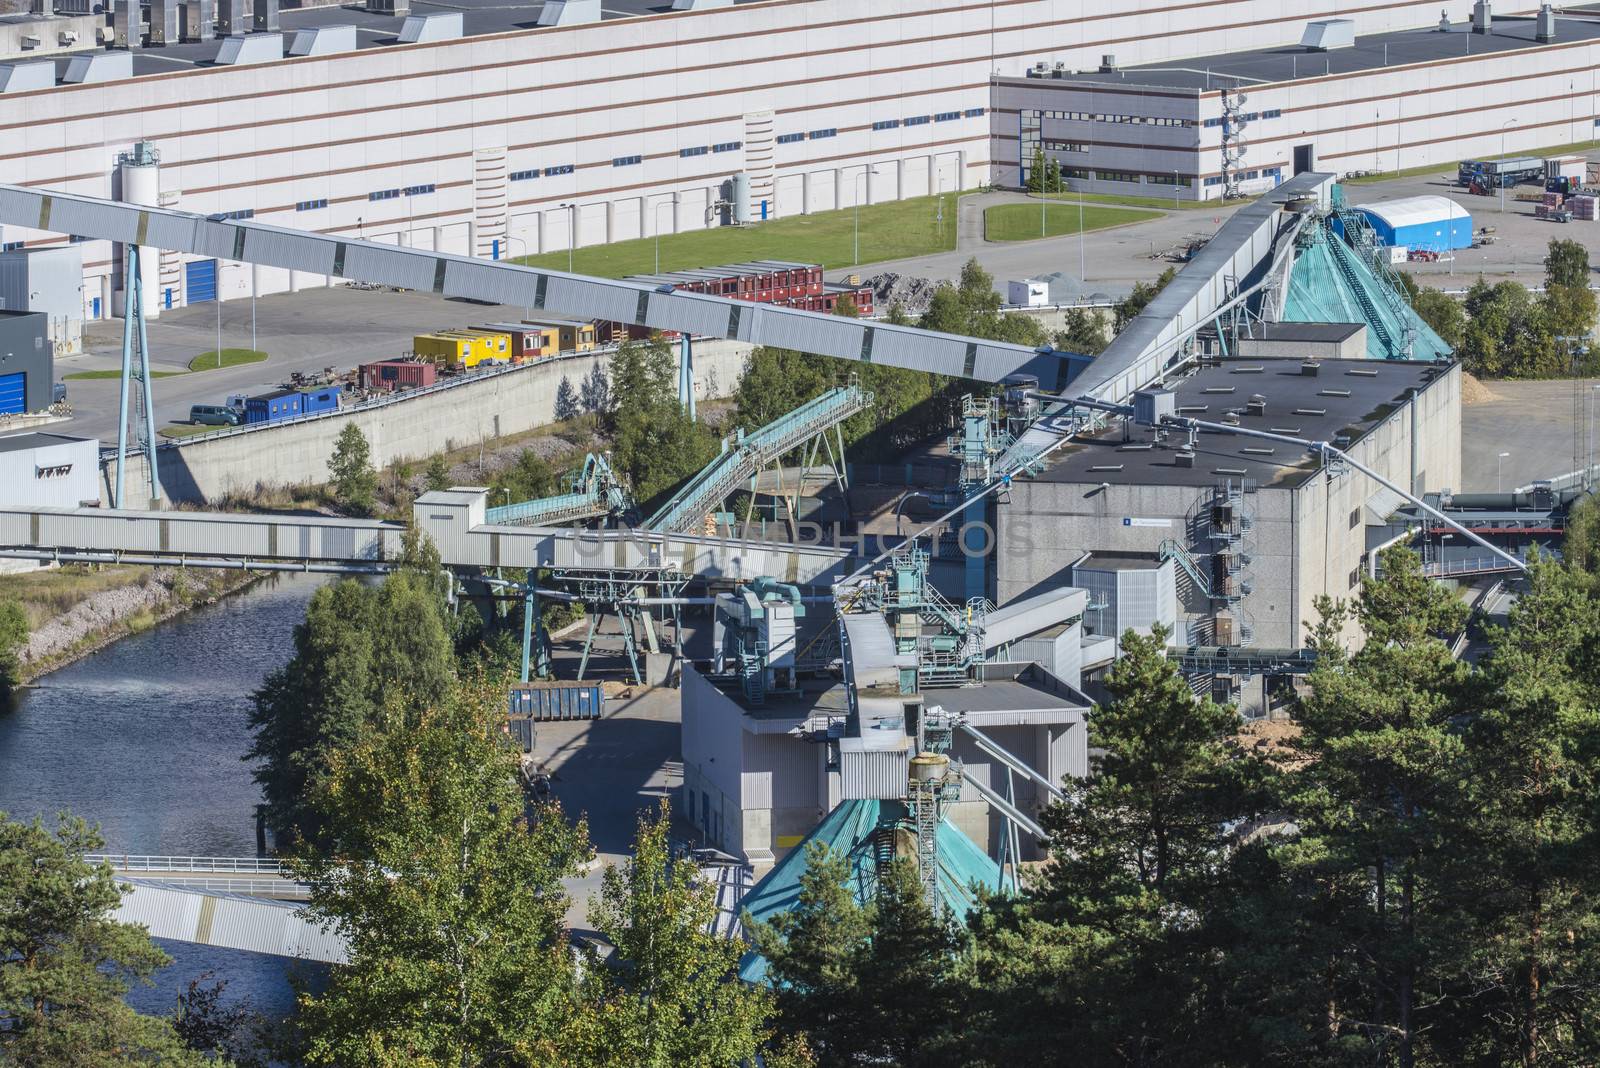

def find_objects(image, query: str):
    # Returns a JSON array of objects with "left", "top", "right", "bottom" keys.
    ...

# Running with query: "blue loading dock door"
[
  {"left": 0, "top": 372, "right": 25, "bottom": 415},
  {"left": 185, "top": 258, "right": 217, "bottom": 303}
]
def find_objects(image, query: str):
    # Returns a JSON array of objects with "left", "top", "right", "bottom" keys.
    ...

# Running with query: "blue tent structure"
[{"left": 737, "top": 798, "right": 1003, "bottom": 983}]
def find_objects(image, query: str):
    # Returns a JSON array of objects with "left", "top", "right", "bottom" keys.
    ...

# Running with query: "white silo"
[{"left": 116, "top": 141, "right": 162, "bottom": 320}]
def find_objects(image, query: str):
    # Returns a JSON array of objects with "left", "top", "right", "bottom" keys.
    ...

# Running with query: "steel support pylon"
[
  {"left": 115, "top": 244, "right": 163, "bottom": 509},
  {"left": 679, "top": 334, "right": 695, "bottom": 420}
]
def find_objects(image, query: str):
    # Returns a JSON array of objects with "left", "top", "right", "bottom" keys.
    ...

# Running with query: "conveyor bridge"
[{"left": 487, "top": 452, "right": 631, "bottom": 527}]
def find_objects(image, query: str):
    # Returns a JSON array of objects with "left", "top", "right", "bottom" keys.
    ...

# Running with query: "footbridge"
[{"left": 0, "top": 487, "right": 850, "bottom": 586}]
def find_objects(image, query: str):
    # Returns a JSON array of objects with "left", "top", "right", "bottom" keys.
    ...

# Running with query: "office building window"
[
  {"left": 216, "top": 208, "right": 255, "bottom": 220},
  {"left": 934, "top": 111, "right": 960, "bottom": 122},
  {"left": 809, "top": 128, "right": 837, "bottom": 140},
  {"left": 368, "top": 188, "right": 401, "bottom": 201},
  {"left": 1261, "top": 108, "right": 1281, "bottom": 119},
  {"left": 613, "top": 155, "right": 642, "bottom": 167},
  {"left": 777, "top": 133, "right": 805, "bottom": 144},
  {"left": 1, "top": 241, "right": 22, "bottom": 251},
  {"left": 295, "top": 198, "right": 329, "bottom": 211},
  {"left": 964, "top": 107, "right": 986, "bottom": 118},
  {"left": 680, "top": 146, "right": 709, "bottom": 157},
  {"left": 712, "top": 141, "right": 742, "bottom": 152},
  {"left": 543, "top": 164, "right": 574, "bottom": 176},
  {"left": 509, "top": 170, "right": 538, "bottom": 182},
  {"left": 873, "top": 119, "right": 900, "bottom": 130},
  {"left": 904, "top": 115, "right": 931, "bottom": 126},
  {"left": 402, "top": 184, "right": 435, "bottom": 196}
]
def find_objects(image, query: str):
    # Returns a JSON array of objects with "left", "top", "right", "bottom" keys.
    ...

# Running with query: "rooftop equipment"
[
  {"left": 671, "top": 0, "right": 733, "bottom": 8},
  {"left": 397, "top": 11, "right": 460, "bottom": 42},
  {"left": 1536, "top": 3, "right": 1555, "bottom": 41},
  {"left": 368, "top": 0, "right": 409, "bottom": 14},
  {"left": 0, "top": 58, "right": 53, "bottom": 91},
  {"left": 216, "top": 0, "right": 247, "bottom": 36},
  {"left": 536, "top": 0, "right": 600, "bottom": 26},
  {"left": 215, "top": 32, "right": 282, "bottom": 65},
  {"left": 1300, "top": 18, "right": 1354, "bottom": 49},
  {"left": 147, "top": 0, "right": 179, "bottom": 45},
  {"left": 62, "top": 50, "right": 130, "bottom": 82},
  {"left": 289, "top": 24, "right": 356, "bottom": 55},
  {"left": 1472, "top": 0, "right": 1491, "bottom": 34},
  {"left": 712, "top": 578, "right": 806, "bottom": 706},
  {"left": 252, "top": 0, "right": 278, "bottom": 34}
]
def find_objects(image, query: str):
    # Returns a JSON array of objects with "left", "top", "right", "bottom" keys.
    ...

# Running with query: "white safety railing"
[{"left": 87, "top": 854, "right": 286, "bottom": 874}]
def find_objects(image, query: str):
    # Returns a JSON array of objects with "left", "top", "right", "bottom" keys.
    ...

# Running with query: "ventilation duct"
[
  {"left": 1536, "top": 3, "right": 1555, "bottom": 41},
  {"left": 289, "top": 23, "right": 356, "bottom": 55},
  {"left": 398, "top": 11, "right": 461, "bottom": 41},
  {"left": 180, "top": 0, "right": 214, "bottom": 41},
  {"left": 537, "top": 0, "right": 600, "bottom": 26},
  {"left": 147, "top": 0, "right": 180, "bottom": 45},
  {"left": 1098, "top": 53, "right": 1118, "bottom": 71},
  {"left": 0, "top": 59, "right": 55, "bottom": 92},
  {"left": 252, "top": 0, "right": 278, "bottom": 34},
  {"left": 1472, "top": 0, "right": 1491, "bottom": 34},
  {"left": 215, "top": 31, "right": 281, "bottom": 64},
  {"left": 368, "top": 0, "right": 409, "bottom": 16},
  {"left": 216, "top": 0, "right": 247, "bottom": 35},
  {"left": 28, "top": 0, "right": 52, "bottom": 17},
  {"left": 62, "top": 50, "right": 132, "bottom": 82},
  {"left": 1300, "top": 18, "right": 1354, "bottom": 50}
]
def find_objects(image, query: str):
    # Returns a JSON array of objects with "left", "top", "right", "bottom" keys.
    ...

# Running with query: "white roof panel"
[{"left": 1356, "top": 195, "right": 1470, "bottom": 231}]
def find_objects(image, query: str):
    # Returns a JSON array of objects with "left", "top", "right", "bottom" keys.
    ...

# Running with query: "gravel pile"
[{"left": 863, "top": 272, "right": 942, "bottom": 316}]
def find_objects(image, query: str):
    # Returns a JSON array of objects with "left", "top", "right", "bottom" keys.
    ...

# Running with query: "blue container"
[
  {"left": 507, "top": 683, "right": 605, "bottom": 722},
  {"left": 298, "top": 384, "right": 342, "bottom": 415},
  {"left": 244, "top": 389, "right": 304, "bottom": 424}
]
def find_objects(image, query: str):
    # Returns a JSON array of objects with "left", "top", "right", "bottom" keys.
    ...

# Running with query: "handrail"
[{"left": 86, "top": 854, "right": 286, "bottom": 874}]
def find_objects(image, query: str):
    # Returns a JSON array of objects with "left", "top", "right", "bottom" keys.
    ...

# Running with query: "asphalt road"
[
  {"left": 58, "top": 288, "right": 526, "bottom": 442},
  {"left": 1461, "top": 377, "right": 1600, "bottom": 492}
]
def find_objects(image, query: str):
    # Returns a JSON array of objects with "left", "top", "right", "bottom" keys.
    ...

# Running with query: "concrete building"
[
  {"left": 992, "top": 14, "right": 1600, "bottom": 200},
  {"left": 997, "top": 357, "right": 1461, "bottom": 662},
  {"left": 0, "top": 432, "right": 100, "bottom": 507},
  {"left": 0, "top": 310, "right": 53, "bottom": 415},
  {"left": 0, "top": 0, "right": 1469, "bottom": 318},
  {"left": 0, "top": 246, "right": 86, "bottom": 354}
]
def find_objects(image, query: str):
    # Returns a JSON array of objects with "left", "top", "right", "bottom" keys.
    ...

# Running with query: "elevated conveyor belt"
[
  {"left": 486, "top": 452, "right": 631, "bottom": 526},
  {"left": 645, "top": 383, "right": 871, "bottom": 534},
  {"left": 0, "top": 185, "right": 1067, "bottom": 389}
]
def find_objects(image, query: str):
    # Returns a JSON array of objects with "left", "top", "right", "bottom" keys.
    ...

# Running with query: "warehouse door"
[
  {"left": 185, "top": 258, "right": 218, "bottom": 303},
  {"left": 1293, "top": 144, "right": 1315, "bottom": 175},
  {"left": 0, "top": 372, "right": 24, "bottom": 415}
]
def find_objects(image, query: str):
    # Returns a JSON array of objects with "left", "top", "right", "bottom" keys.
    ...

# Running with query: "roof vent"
[
  {"left": 29, "top": 0, "right": 51, "bottom": 16},
  {"left": 289, "top": 24, "right": 356, "bottom": 55},
  {"left": 62, "top": 51, "right": 131, "bottom": 83},
  {"left": 672, "top": 0, "right": 734, "bottom": 8},
  {"left": 1098, "top": 54, "right": 1117, "bottom": 72},
  {"left": 215, "top": 30, "right": 282, "bottom": 64},
  {"left": 1472, "top": 0, "right": 1491, "bottom": 34},
  {"left": 1437, "top": 7, "right": 1451, "bottom": 31},
  {"left": 1300, "top": 360, "right": 1320, "bottom": 377},
  {"left": 0, "top": 59, "right": 55, "bottom": 92},
  {"left": 1246, "top": 394, "right": 1266, "bottom": 416},
  {"left": 1301, "top": 18, "right": 1354, "bottom": 50},
  {"left": 1536, "top": 3, "right": 1555, "bottom": 41},
  {"left": 368, "top": 0, "right": 409, "bottom": 15},
  {"left": 1175, "top": 448, "right": 1196, "bottom": 468},
  {"left": 398, "top": 11, "right": 461, "bottom": 42},
  {"left": 537, "top": 0, "right": 601, "bottom": 25}
]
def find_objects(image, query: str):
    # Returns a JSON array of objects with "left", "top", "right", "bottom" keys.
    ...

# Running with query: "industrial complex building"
[{"left": 1, "top": 0, "right": 1589, "bottom": 319}]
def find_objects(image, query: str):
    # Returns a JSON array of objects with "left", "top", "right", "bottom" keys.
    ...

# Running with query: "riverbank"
[{"left": 4, "top": 566, "right": 260, "bottom": 683}]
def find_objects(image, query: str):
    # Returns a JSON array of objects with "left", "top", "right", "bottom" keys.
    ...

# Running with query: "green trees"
[
  {"left": 288, "top": 686, "right": 590, "bottom": 1067},
  {"left": 490, "top": 450, "right": 556, "bottom": 508},
  {"left": 1026, "top": 146, "right": 1047, "bottom": 193},
  {"left": 1410, "top": 287, "right": 1466, "bottom": 350},
  {"left": 328, "top": 422, "right": 378, "bottom": 515},
  {"left": 1114, "top": 266, "right": 1177, "bottom": 332},
  {"left": 1544, "top": 237, "right": 1590, "bottom": 289},
  {"left": 0, "top": 599, "right": 27, "bottom": 702},
  {"left": 572, "top": 803, "right": 772, "bottom": 1068},
  {"left": 1054, "top": 307, "right": 1111, "bottom": 354},
  {"left": 0, "top": 811, "right": 208, "bottom": 1066},
  {"left": 246, "top": 564, "right": 456, "bottom": 849},
  {"left": 1457, "top": 274, "right": 1597, "bottom": 379},
  {"left": 423, "top": 453, "right": 451, "bottom": 492},
  {"left": 607, "top": 337, "right": 716, "bottom": 505}
]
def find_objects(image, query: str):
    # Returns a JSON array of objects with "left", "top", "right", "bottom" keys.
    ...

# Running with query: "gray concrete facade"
[{"left": 0, "top": 310, "right": 53, "bottom": 414}]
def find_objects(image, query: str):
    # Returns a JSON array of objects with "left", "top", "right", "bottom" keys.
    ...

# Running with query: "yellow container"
[
  {"left": 413, "top": 332, "right": 474, "bottom": 369},
  {"left": 526, "top": 319, "right": 596, "bottom": 353},
  {"left": 442, "top": 329, "right": 511, "bottom": 368}
]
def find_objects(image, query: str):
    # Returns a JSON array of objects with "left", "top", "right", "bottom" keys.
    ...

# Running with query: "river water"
[{"left": 0, "top": 572, "right": 328, "bottom": 1022}]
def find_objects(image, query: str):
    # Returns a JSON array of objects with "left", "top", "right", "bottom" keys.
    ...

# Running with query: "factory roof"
[
  {"left": 0, "top": 432, "right": 93, "bottom": 454},
  {"left": 1039, "top": 357, "right": 1448, "bottom": 490},
  {"left": 1016, "top": 16, "right": 1600, "bottom": 92},
  {"left": 39, "top": 0, "right": 758, "bottom": 80}
]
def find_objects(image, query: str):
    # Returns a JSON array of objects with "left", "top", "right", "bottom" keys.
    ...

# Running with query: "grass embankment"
[
  {"left": 1035, "top": 191, "right": 1225, "bottom": 211},
  {"left": 514, "top": 194, "right": 961, "bottom": 278},
  {"left": 64, "top": 369, "right": 186, "bottom": 381},
  {"left": 1, "top": 565, "right": 148, "bottom": 630},
  {"left": 188, "top": 348, "right": 268, "bottom": 371},
  {"left": 158, "top": 424, "right": 220, "bottom": 439},
  {"left": 983, "top": 203, "right": 1161, "bottom": 242}
]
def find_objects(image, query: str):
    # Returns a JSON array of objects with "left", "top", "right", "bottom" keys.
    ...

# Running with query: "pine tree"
[
  {"left": 572, "top": 802, "right": 772, "bottom": 1067},
  {"left": 1027, "top": 146, "right": 1046, "bottom": 193},
  {"left": 288, "top": 681, "right": 590, "bottom": 1067},
  {"left": 328, "top": 422, "right": 378, "bottom": 515},
  {"left": 579, "top": 364, "right": 610, "bottom": 415},
  {"left": 423, "top": 452, "right": 451, "bottom": 492},
  {"left": 554, "top": 375, "right": 580, "bottom": 422},
  {"left": 0, "top": 812, "right": 209, "bottom": 1066}
]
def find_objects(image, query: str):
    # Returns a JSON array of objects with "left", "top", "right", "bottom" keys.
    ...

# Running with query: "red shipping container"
[{"left": 360, "top": 359, "right": 437, "bottom": 392}]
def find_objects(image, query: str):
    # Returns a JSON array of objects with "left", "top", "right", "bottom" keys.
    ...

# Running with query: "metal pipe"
[
  {"left": 0, "top": 549, "right": 392, "bottom": 574},
  {"left": 960, "top": 768, "right": 1048, "bottom": 840},
  {"left": 955, "top": 719, "right": 1066, "bottom": 802}
]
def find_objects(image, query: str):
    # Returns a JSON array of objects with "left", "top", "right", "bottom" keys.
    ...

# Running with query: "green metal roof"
[
  {"left": 737, "top": 798, "right": 1004, "bottom": 983},
  {"left": 1282, "top": 222, "right": 1452, "bottom": 362}
]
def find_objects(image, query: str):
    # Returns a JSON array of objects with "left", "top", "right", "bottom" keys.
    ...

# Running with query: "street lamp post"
[
  {"left": 215, "top": 268, "right": 222, "bottom": 368},
  {"left": 1499, "top": 119, "right": 1517, "bottom": 215},
  {"left": 1497, "top": 451, "right": 1510, "bottom": 493},
  {"left": 560, "top": 203, "right": 576, "bottom": 274},
  {"left": 1173, "top": 169, "right": 1180, "bottom": 211},
  {"left": 853, "top": 166, "right": 877, "bottom": 267},
  {"left": 652, "top": 195, "right": 677, "bottom": 275}
]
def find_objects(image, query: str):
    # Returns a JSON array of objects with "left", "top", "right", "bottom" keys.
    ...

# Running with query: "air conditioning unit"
[{"left": 57, "top": 30, "right": 78, "bottom": 44}]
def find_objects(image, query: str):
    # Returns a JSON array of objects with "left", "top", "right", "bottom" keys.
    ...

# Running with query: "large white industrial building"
[{"left": 2, "top": 0, "right": 1540, "bottom": 322}]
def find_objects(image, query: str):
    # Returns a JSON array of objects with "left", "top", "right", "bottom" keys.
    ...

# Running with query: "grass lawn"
[
  {"left": 514, "top": 194, "right": 961, "bottom": 278},
  {"left": 1037, "top": 190, "right": 1224, "bottom": 211},
  {"left": 159, "top": 423, "right": 222, "bottom": 439},
  {"left": 984, "top": 203, "right": 1161, "bottom": 242},
  {"left": 64, "top": 369, "right": 186, "bottom": 380},
  {"left": 188, "top": 348, "right": 268, "bottom": 372}
]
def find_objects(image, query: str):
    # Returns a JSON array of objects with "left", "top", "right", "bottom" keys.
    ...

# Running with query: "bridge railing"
[
  {"left": 116, "top": 875, "right": 312, "bottom": 898},
  {"left": 86, "top": 854, "right": 286, "bottom": 875}
]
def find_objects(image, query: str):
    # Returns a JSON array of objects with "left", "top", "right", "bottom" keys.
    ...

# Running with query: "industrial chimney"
[{"left": 1471, "top": 0, "right": 1491, "bottom": 34}]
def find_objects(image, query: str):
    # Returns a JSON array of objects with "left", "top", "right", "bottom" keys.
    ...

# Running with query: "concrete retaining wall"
[{"left": 106, "top": 340, "right": 751, "bottom": 505}]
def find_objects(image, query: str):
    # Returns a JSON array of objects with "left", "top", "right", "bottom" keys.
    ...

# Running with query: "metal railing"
[
  {"left": 118, "top": 875, "right": 311, "bottom": 898},
  {"left": 87, "top": 854, "right": 286, "bottom": 874}
]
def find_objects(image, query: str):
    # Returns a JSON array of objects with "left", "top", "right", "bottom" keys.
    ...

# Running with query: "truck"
[{"left": 1459, "top": 156, "right": 1548, "bottom": 191}]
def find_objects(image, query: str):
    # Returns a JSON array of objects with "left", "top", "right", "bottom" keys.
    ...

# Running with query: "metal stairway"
[{"left": 645, "top": 382, "right": 871, "bottom": 534}]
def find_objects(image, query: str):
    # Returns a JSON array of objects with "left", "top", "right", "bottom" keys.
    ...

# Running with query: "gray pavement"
[
  {"left": 1461, "top": 377, "right": 1600, "bottom": 492},
  {"left": 59, "top": 288, "right": 526, "bottom": 443}
]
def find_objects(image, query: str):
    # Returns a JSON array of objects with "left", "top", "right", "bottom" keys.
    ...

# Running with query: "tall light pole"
[
  {"left": 853, "top": 166, "right": 877, "bottom": 267},
  {"left": 1590, "top": 384, "right": 1600, "bottom": 487},
  {"left": 1497, "top": 450, "right": 1510, "bottom": 493},
  {"left": 652, "top": 195, "right": 677, "bottom": 275},
  {"left": 560, "top": 203, "right": 576, "bottom": 274},
  {"left": 1172, "top": 169, "right": 1180, "bottom": 211},
  {"left": 215, "top": 265, "right": 222, "bottom": 368},
  {"left": 1499, "top": 118, "right": 1517, "bottom": 215}
]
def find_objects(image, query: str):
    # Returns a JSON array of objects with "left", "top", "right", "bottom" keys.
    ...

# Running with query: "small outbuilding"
[{"left": 1354, "top": 196, "right": 1473, "bottom": 252}]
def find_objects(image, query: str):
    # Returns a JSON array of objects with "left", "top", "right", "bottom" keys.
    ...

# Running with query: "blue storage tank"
[
  {"left": 244, "top": 389, "right": 304, "bottom": 424},
  {"left": 298, "top": 384, "right": 342, "bottom": 415},
  {"left": 1355, "top": 196, "right": 1473, "bottom": 252}
]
